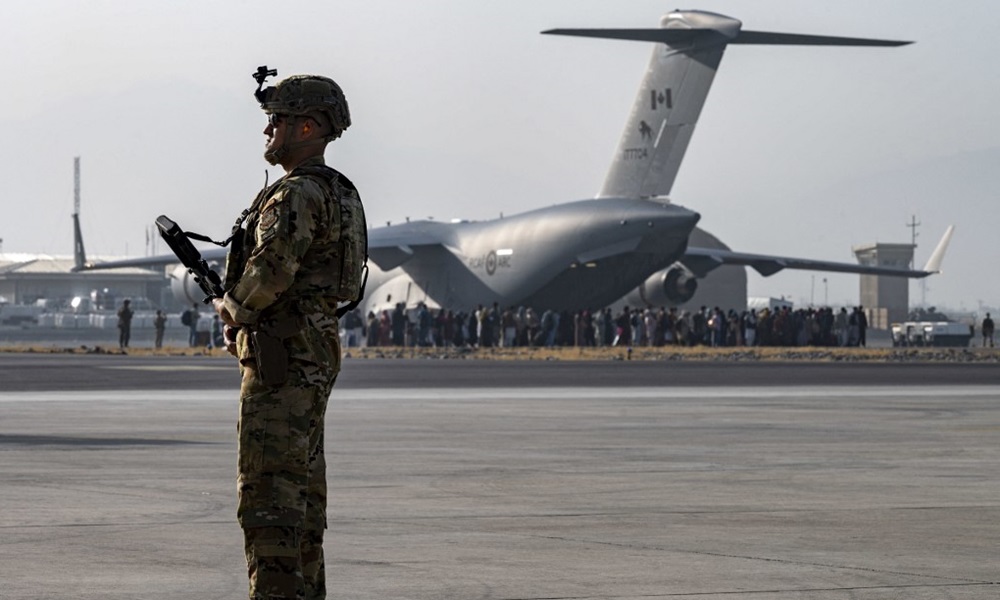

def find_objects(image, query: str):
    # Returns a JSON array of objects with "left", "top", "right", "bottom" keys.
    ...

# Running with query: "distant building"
[
  {"left": 0, "top": 254, "right": 166, "bottom": 309},
  {"left": 747, "top": 297, "right": 794, "bottom": 312},
  {"left": 852, "top": 243, "right": 915, "bottom": 330}
]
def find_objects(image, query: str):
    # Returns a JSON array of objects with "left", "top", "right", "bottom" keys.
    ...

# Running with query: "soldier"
[
  {"left": 116, "top": 298, "right": 133, "bottom": 349},
  {"left": 213, "top": 70, "right": 366, "bottom": 600}
]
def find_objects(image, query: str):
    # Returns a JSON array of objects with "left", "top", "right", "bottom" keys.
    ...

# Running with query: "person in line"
[
  {"left": 210, "top": 314, "right": 224, "bottom": 349},
  {"left": 187, "top": 302, "right": 201, "bottom": 347},
  {"left": 857, "top": 306, "right": 868, "bottom": 347},
  {"left": 153, "top": 309, "right": 167, "bottom": 349}
]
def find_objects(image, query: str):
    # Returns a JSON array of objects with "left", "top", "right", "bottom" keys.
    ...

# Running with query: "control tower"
[{"left": 852, "top": 242, "right": 915, "bottom": 329}]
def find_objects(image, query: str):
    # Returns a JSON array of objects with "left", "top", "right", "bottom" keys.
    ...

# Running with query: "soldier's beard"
[
  {"left": 265, "top": 138, "right": 326, "bottom": 166},
  {"left": 264, "top": 144, "right": 285, "bottom": 165},
  {"left": 264, "top": 126, "right": 290, "bottom": 166}
]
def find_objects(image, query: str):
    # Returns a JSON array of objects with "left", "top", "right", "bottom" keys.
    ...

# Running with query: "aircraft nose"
[
  {"left": 633, "top": 205, "right": 701, "bottom": 255},
  {"left": 635, "top": 204, "right": 700, "bottom": 232},
  {"left": 664, "top": 206, "right": 700, "bottom": 231},
  {"left": 621, "top": 201, "right": 700, "bottom": 237},
  {"left": 680, "top": 208, "right": 701, "bottom": 229}
]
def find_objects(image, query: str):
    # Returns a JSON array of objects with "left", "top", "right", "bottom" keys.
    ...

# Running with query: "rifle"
[{"left": 155, "top": 215, "right": 226, "bottom": 303}]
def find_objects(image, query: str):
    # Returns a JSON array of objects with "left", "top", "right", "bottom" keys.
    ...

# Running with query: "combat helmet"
[{"left": 253, "top": 67, "right": 351, "bottom": 141}]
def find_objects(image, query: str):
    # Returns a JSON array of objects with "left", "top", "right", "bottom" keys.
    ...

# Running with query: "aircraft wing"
[
  {"left": 681, "top": 225, "right": 954, "bottom": 279},
  {"left": 82, "top": 220, "right": 454, "bottom": 273},
  {"left": 682, "top": 247, "right": 930, "bottom": 278},
  {"left": 79, "top": 247, "right": 229, "bottom": 271},
  {"left": 368, "top": 221, "right": 455, "bottom": 271}
]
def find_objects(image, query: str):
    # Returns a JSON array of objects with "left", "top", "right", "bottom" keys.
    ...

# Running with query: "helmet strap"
[{"left": 265, "top": 115, "right": 330, "bottom": 166}]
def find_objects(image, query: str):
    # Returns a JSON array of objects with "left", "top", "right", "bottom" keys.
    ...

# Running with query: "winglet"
[{"left": 922, "top": 225, "right": 955, "bottom": 274}]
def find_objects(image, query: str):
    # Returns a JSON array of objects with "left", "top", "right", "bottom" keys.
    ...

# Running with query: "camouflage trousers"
[{"left": 238, "top": 358, "right": 337, "bottom": 600}]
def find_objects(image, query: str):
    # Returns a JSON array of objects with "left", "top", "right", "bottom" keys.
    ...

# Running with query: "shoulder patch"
[{"left": 260, "top": 209, "right": 279, "bottom": 231}]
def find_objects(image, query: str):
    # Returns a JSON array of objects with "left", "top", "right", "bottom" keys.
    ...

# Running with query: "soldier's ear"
[{"left": 298, "top": 118, "right": 316, "bottom": 139}]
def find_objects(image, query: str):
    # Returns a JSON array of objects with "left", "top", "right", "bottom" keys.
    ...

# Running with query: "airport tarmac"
[{"left": 1, "top": 355, "right": 998, "bottom": 599}]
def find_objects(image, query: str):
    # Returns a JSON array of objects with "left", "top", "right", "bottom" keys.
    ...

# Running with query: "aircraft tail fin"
[
  {"left": 543, "top": 11, "right": 911, "bottom": 200},
  {"left": 922, "top": 225, "right": 955, "bottom": 274},
  {"left": 72, "top": 212, "right": 88, "bottom": 271}
]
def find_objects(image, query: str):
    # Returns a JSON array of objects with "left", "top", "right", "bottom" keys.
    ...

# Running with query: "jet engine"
[
  {"left": 663, "top": 266, "right": 698, "bottom": 304},
  {"left": 636, "top": 265, "right": 698, "bottom": 306}
]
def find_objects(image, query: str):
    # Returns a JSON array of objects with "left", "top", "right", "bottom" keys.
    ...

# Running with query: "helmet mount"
[{"left": 253, "top": 65, "right": 278, "bottom": 105}]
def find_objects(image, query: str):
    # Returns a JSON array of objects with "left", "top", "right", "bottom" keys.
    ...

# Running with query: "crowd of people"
[
  {"left": 347, "top": 302, "right": 877, "bottom": 349},
  {"left": 117, "top": 300, "right": 997, "bottom": 351}
]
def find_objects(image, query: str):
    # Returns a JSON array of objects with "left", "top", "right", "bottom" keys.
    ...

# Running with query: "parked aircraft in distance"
[{"left": 84, "top": 9, "right": 952, "bottom": 315}]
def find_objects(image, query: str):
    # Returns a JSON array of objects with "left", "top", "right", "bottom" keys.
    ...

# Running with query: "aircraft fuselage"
[{"left": 362, "top": 197, "right": 700, "bottom": 314}]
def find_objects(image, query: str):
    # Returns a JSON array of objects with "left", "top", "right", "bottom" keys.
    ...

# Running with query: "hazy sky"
[{"left": 3, "top": 0, "right": 998, "bottom": 311}]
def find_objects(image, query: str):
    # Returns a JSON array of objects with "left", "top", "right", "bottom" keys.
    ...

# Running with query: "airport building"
[
  {"left": 852, "top": 242, "right": 916, "bottom": 329},
  {"left": 0, "top": 254, "right": 166, "bottom": 310}
]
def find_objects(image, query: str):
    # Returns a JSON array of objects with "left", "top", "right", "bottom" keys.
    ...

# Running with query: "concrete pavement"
[{"left": 0, "top": 358, "right": 997, "bottom": 599}]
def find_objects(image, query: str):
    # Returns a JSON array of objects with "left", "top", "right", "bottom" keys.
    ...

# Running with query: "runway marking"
[
  {"left": 0, "top": 390, "right": 235, "bottom": 402},
  {"left": 101, "top": 365, "right": 232, "bottom": 372},
  {"left": 495, "top": 582, "right": 997, "bottom": 598},
  {"left": 0, "top": 385, "right": 997, "bottom": 403},
  {"left": 526, "top": 533, "right": 996, "bottom": 586},
  {"left": 330, "top": 385, "right": 1000, "bottom": 402}
]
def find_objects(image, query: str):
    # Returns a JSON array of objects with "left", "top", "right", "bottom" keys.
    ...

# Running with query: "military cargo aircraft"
[{"left": 84, "top": 9, "right": 952, "bottom": 315}]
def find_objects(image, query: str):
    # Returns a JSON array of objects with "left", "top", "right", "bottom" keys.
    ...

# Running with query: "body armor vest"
[{"left": 225, "top": 164, "right": 368, "bottom": 317}]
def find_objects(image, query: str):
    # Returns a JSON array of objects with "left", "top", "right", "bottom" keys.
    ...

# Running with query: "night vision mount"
[{"left": 253, "top": 65, "right": 277, "bottom": 105}]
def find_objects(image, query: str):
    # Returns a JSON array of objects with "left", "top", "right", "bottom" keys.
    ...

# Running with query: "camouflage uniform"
[{"left": 222, "top": 154, "right": 366, "bottom": 599}]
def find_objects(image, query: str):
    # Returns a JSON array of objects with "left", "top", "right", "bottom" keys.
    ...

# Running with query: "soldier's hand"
[
  {"left": 212, "top": 298, "right": 239, "bottom": 327},
  {"left": 223, "top": 324, "right": 239, "bottom": 357}
]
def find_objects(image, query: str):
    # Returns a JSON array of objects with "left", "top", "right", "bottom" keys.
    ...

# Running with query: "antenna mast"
[
  {"left": 905, "top": 214, "right": 925, "bottom": 306},
  {"left": 74, "top": 157, "right": 81, "bottom": 215},
  {"left": 905, "top": 214, "right": 920, "bottom": 265}
]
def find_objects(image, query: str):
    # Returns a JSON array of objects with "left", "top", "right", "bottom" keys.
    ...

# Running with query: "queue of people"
[
  {"left": 353, "top": 303, "right": 875, "bottom": 349},
  {"left": 116, "top": 299, "right": 994, "bottom": 350}
]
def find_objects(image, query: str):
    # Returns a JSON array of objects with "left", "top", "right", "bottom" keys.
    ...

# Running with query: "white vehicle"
[
  {"left": 891, "top": 321, "right": 974, "bottom": 347},
  {"left": 0, "top": 304, "right": 43, "bottom": 325}
]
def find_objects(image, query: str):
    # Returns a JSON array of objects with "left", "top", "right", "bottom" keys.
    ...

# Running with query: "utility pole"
[
  {"left": 74, "top": 157, "right": 81, "bottom": 217},
  {"left": 905, "top": 214, "right": 920, "bottom": 267},
  {"left": 905, "top": 214, "right": 926, "bottom": 307}
]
